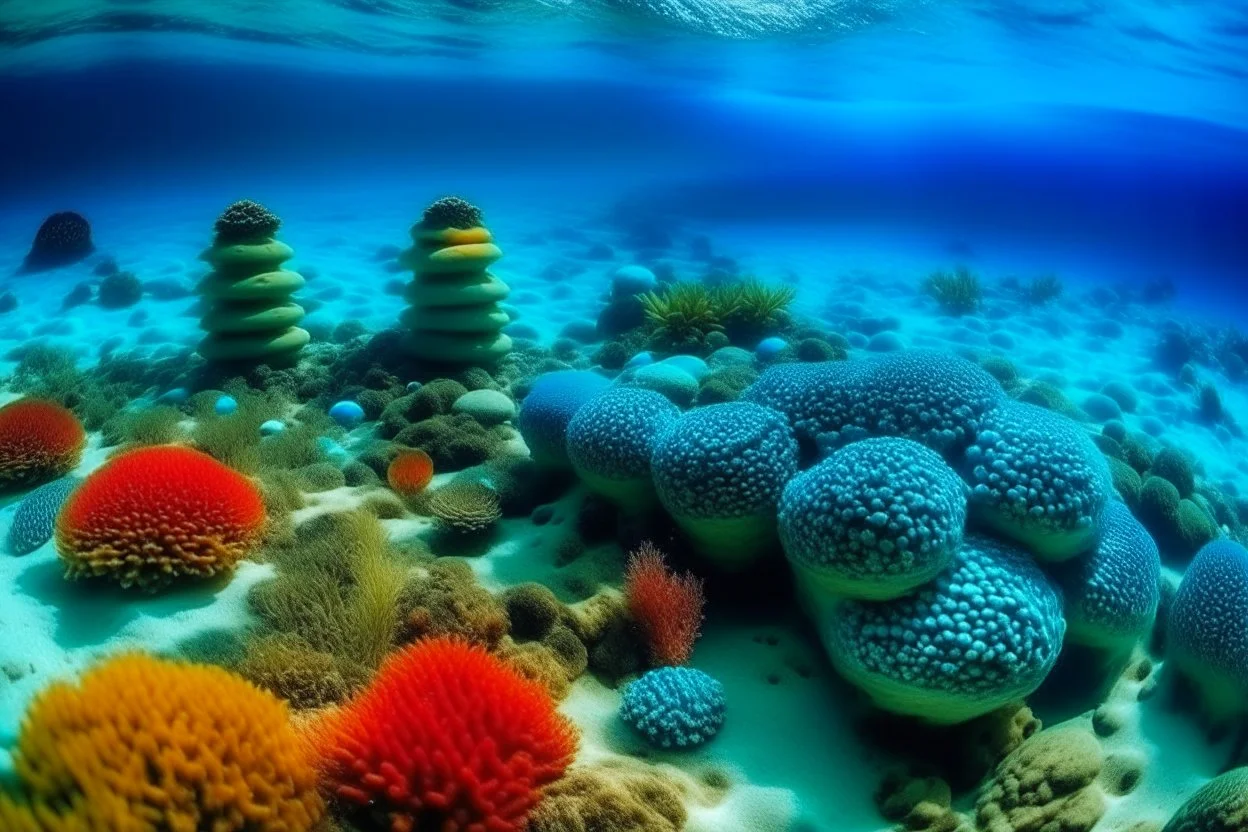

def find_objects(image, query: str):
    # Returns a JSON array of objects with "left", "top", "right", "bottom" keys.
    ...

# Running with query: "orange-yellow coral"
[
  {"left": 0, "top": 398, "right": 85, "bottom": 490},
  {"left": 3, "top": 652, "right": 324, "bottom": 831},
  {"left": 55, "top": 444, "right": 266, "bottom": 590}
]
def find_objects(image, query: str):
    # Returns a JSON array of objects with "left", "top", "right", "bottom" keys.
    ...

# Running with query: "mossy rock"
[
  {"left": 402, "top": 272, "right": 510, "bottom": 308},
  {"left": 1107, "top": 457, "right": 1142, "bottom": 508},
  {"left": 201, "top": 302, "right": 305, "bottom": 334},
  {"left": 400, "top": 330, "right": 513, "bottom": 364},
  {"left": 198, "top": 327, "right": 310, "bottom": 362},
  {"left": 398, "top": 304, "right": 510, "bottom": 333},
  {"left": 199, "top": 240, "right": 294, "bottom": 270},
  {"left": 198, "top": 270, "right": 305, "bottom": 301},
  {"left": 401, "top": 242, "right": 503, "bottom": 275}
]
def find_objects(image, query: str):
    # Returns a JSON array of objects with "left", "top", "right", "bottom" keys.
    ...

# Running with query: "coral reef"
[
  {"left": 313, "top": 637, "right": 578, "bottom": 832},
  {"left": 620, "top": 666, "right": 727, "bottom": 749},
  {"left": 0, "top": 398, "right": 86, "bottom": 491},
  {"left": 235, "top": 633, "right": 350, "bottom": 709},
  {"left": 0, "top": 653, "right": 323, "bottom": 829},
  {"left": 625, "top": 541, "right": 705, "bottom": 666},
  {"left": 651, "top": 402, "right": 799, "bottom": 569},
  {"left": 527, "top": 759, "right": 688, "bottom": 832},
  {"left": 567, "top": 386, "right": 679, "bottom": 508},
  {"left": 779, "top": 437, "right": 965, "bottom": 600},
  {"left": 819, "top": 536, "right": 1065, "bottom": 724},
  {"left": 198, "top": 200, "right": 310, "bottom": 366},
  {"left": 398, "top": 197, "right": 512, "bottom": 365},
  {"left": 963, "top": 400, "right": 1112, "bottom": 561},
  {"left": 517, "top": 370, "right": 611, "bottom": 467},
  {"left": 18, "top": 211, "right": 94, "bottom": 273},
  {"left": 398, "top": 559, "right": 510, "bottom": 648},
  {"left": 1167, "top": 539, "right": 1248, "bottom": 720},
  {"left": 974, "top": 725, "right": 1105, "bottom": 832},
  {"left": 387, "top": 448, "right": 434, "bottom": 497},
  {"left": 428, "top": 479, "right": 503, "bottom": 535},
  {"left": 1052, "top": 500, "right": 1160, "bottom": 651},
  {"left": 7, "top": 476, "right": 80, "bottom": 556},
  {"left": 1161, "top": 767, "right": 1248, "bottom": 832},
  {"left": 56, "top": 445, "right": 266, "bottom": 591}
]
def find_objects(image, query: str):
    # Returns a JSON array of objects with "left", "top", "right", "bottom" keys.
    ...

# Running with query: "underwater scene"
[{"left": 2, "top": 1, "right": 1248, "bottom": 830}]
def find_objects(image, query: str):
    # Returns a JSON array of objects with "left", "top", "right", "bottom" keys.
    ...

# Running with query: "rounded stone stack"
[
  {"left": 197, "top": 200, "right": 309, "bottom": 367},
  {"left": 398, "top": 197, "right": 512, "bottom": 366}
]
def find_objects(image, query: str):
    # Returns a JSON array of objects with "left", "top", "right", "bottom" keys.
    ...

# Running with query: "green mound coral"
[
  {"left": 397, "top": 559, "right": 509, "bottom": 648},
  {"left": 716, "top": 279, "right": 796, "bottom": 341},
  {"left": 923, "top": 266, "right": 982, "bottom": 316},
  {"left": 528, "top": 760, "right": 689, "bottom": 832},
  {"left": 100, "top": 405, "right": 186, "bottom": 448},
  {"left": 975, "top": 726, "right": 1105, "bottom": 832},
  {"left": 1162, "top": 767, "right": 1248, "bottom": 832},
  {"left": 234, "top": 633, "right": 349, "bottom": 709}
]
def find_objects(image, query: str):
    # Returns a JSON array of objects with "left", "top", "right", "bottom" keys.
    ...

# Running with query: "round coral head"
[
  {"left": 314, "top": 637, "right": 579, "bottom": 832},
  {"left": 0, "top": 398, "right": 85, "bottom": 491},
  {"left": 387, "top": 448, "right": 434, "bottom": 497},
  {"left": 56, "top": 444, "right": 266, "bottom": 591}
]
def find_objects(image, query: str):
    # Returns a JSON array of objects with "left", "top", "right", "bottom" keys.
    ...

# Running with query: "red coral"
[
  {"left": 625, "top": 541, "right": 705, "bottom": 666},
  {"left": 55, "top": 444, "right": 266, "bottom": 590},
  {"left": 313, "top": 637, "right": 578, "bottom": 832},
  {"left": 388, "top": 448, "right": 434, "bottom": 496},
  {"left": 0, "top": 398, "right": 85, "bottom": 490}
]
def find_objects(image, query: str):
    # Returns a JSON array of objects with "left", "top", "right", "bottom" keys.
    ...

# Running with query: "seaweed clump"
[
  {"left": 213, "top": 199, "right": 281, "bottom": 245},
  {"left": 639, "top": 283, "right": 724, "bottom": 352},
  {"left": 924, "top": 267, "right": 982, "bottom": 316}
]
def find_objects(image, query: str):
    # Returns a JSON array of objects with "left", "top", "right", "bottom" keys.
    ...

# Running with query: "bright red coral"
[
  {"left": 388, "top": 448, "right": 434, "bottom": 496},
  {"left": 626, "top": 541, "right": 706, "bottom": 666},
  {"left": 0, "top": 398, "right": 85, "bottom": 490},
  {"left": 313, "top": 637, "right": 579, "bottom": 832},
  {"left": 55, "top": 444, "right": 266, "bottom": 590}
]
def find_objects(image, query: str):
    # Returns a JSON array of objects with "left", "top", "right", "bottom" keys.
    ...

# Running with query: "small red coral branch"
[{"left": 625, "top": 541, "right": 706, "bottom": 667}]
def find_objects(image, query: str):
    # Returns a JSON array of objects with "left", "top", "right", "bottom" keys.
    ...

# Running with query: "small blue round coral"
[
  {"left": 1167, "top": 539, "right": 1248, "bottom": 720},
  {"left": 517, "top": 370, "right": 611, "bottom": 467},
  {"left": 566, "top": 386, "right": 679, "bottom": 508},
  {"left": 962, "top": 399, "right": 1112, "bottom": 561},
  {"left": 779, "top": 437, "right": 966, "bottom": 600},
  {"left": 8, "top": 476, "right": 80, "bottom": 556},
  {"left": 651, "top": 402, "right": 799, "bottom": 569},
  {"left": 1054, "top": 500, "right": 1160, "bottom": 650},
  {"left": 815, "top": 534, "right": 1065, "bottom": 724},
  {"left": 620, "top": 667, "right": 726, "bottom": 749}
]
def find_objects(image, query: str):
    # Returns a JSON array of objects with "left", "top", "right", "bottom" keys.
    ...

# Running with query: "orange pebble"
[{"left": 388, "top": 449, "right": 434, "bottom": 496}]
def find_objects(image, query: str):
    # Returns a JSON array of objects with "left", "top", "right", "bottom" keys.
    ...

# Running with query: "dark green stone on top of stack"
[{"left": 197, "top": 200, "right": 310, "bottom": 366}]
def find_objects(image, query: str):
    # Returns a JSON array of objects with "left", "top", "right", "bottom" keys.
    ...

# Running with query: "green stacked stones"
[
  {"left": 197, "top": 200, "right": 310, "bottom": 366},
  {"left": 398, "top": 197, "right": 512, "bottom": 366}
]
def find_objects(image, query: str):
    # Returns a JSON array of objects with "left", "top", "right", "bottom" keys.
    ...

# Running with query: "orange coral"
[
  {"left": 55, "top": 444, "right": 266, "bottom": 590},
  {"left": 313, "top": 637, "right": 579, "bottom": 832},
  {"left": 388, "top": 448, "right": 435, "bottom": 496},
  {"left": 0, "top": 398, "right": 85, "bottom": 490},
  {"left": 2, "top": 653, "right": 324, "bottom": 831},
  {"left": 626, "top": 541, "right": 706, "bottom": 666}
]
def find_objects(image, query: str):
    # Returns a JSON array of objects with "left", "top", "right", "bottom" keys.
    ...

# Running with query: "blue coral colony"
[{"left": 0, "top": 189, "right": 1247, "bottom": 832}]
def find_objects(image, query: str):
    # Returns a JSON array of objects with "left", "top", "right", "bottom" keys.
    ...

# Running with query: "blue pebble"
[
  {"left": 625, "top": 351, "right": 655, "bottom": 369},
  {"left": 755, "top": 337, "right": 788, "bottom": 360},
  {"left": 329, "top": 400, "right": 365, "bottom": 428},
  {"left": 157, "top": 387, "right": 190, "bottom": 405},
  {"left": 611, "top": 265, "right": 658, "bottom": 298},
  {"left": 660, "top": 354, "right": 710, "bottom": 380},
  {"left": 260, "top": 419, "right": 286, "bottom": 436},
  {"left": 213, "top": 395, "right": 239, "bottom": 416}
]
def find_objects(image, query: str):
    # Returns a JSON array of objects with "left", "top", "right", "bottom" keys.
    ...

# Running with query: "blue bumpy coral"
[
  {"left": 8, "top": 476, "right": 80, "bottom": 555},
  {"left": 779, "top": 437, "right": 967, "bottom": 600},
  {"left": 651, "top": 402, "right": 799, "bottom": 568},
  {"left": 1167, "top": 539, "right": 1248, "bottom": 720},
  {"left": 962, "top": 400, "right": 1112, "bottom": 561},
  {"left": 816, "top": 535, "right": 1065, "bottom": 724},
  {"left": 1055, "top": 500, "right": 1160, "bottom": 650},
  {"left": 620, "top": 667, "right": 726, "bottom": 749},
  {"left": 517, "top": 370, "right": 611, "bottom": 467},
  {"left": 566, "top": 386, "right": 679, "bottom": 507}
]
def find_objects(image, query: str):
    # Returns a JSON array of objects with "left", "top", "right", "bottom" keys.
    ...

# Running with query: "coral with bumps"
[
  {"left": 398, "top": 196, "right": 512, "bottom": 365},
  {"left": 7, "top": 476, "right": 80, "bottom": 555},
  {"left": 975, "top": 725, "right": 1105, "bottom": 832},
  {"left": 620, "top": 666, "right": 726, "bottom": 749},
  {"left": 963, "top": 400, "right": 1112, "bottom": 561},
  {"left": 818, "top": 536, "right": 1065, "bottom": 724},
  {"left": 18, "top": 211, "right": 94, "bottom": 273},
  {"left": 198, "top": 199, "right": 310, "bottom": 365},
  {"left": 387, "top": 448, "right": 435, "bottom": 497},
  {"left": 1161, "top": 767, "right": 1248, "bottom": 832},
  {"left": 528, "top": 760, "right": 688, "bottom": 832},
  {"left": 1053, "top": 500, "right": 1161, "bottom": 650},
  {"left": 313, "top": 637, "right": 578, "bottom": 832},
  {"left": 651, "top": 402, "right": 799, "bottom": 569},
  {"left": 398, "top": 559, "right": 510, "bottom": 648},
  {"left": 1167, "top": 539, "right": 1248, "bottom": 720},
  {"left": 56, "top": 445, "right": 267, "bottom": 590},
  {"left": 518, "top": 370, "right": 612, "bottom": 467},
  {"left": 235, "top": 633, "right": 350, "bottom": 709},
  {"left": 0, "top": 398, "right": 86, "bottom": 491},
  {"left": 428, "top": 480, "right": 502, "bottom": 535},
  {"left": 0, "top": 653, "right": 324, "bottom": 830},
  {"left": 567, "top": 386, "right": 679, "bottom": 508},
  {"left": 779, "top": 437, "right": 966, "bottom": 600},
  {"left": 626, "top": 541, "right": 706, "bottom": 666}
]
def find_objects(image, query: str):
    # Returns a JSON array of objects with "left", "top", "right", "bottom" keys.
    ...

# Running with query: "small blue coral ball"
[
  {"left": 620, "top": 667, "right": 726, "bottom": 750},
  {"left": 756, "top": 337, "right": 788, "bottom": 361},
  {"left": 259, "top": 419, "right": 286, "bottom": 437},
  {"left": 329, "top": 400, "right": 365, "bottom": 428},
  {"left": 213, "top": 395, "right": 238, "bottom": 416}
]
